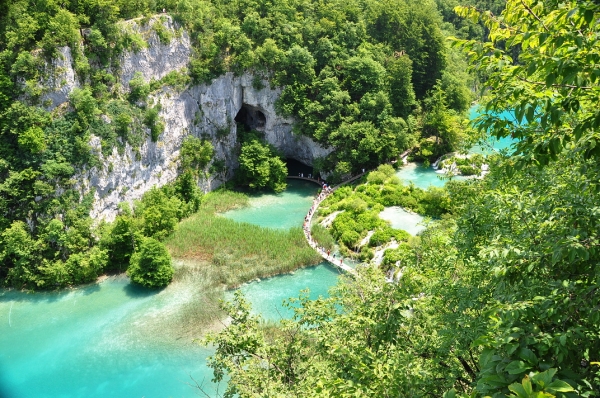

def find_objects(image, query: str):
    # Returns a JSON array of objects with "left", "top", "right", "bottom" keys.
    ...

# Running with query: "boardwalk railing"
[
  {"left": 294, "top": 152, "right": 413, "bottom": 275},
  {"left": 286, "top": 176, "right": 322, "bottom": 185},
  {"left": 299, "top": 170, "right": 375, "bottom": 275}
]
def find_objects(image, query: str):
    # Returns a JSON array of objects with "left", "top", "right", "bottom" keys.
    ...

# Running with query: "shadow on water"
[
  {"left": 0, "top": 277, "right": 109, "bottom": 305},
  {"left": 0, "top": 287, "right": 63, "bottom": 304},
  {"left": 81, "top": 282, "right": 101, "bottom": 296},
  {"left": 286, "top": 179, "right": 320, "bottom": 198},
  {"left": 122, "top": 282, "right": 162, "bottom": 299},
  {"left": 0, "top": 364, "right": 12, "bottom": 398}
]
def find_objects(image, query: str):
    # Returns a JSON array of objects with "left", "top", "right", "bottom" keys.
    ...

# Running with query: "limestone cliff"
[{"left": 43, "top": 16, "right": 331, "bottom": 221}]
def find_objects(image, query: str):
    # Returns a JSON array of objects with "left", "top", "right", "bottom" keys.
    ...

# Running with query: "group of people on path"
[{"left": 303, "top": 185, "right": 347, "bottom": 268}]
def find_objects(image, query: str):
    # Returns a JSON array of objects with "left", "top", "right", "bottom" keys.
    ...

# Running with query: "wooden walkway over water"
[
  {"left": 294, "top": 149, "right": 413, "bottom": 275},
  {"left": 297, "top": 171, "right": 372, "bottom": 275},
  {"left": 287, "top": 172, "right": 368, "bottom": 190}
]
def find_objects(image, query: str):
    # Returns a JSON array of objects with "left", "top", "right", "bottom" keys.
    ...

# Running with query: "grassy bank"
[{"left": 164, "top": 190, "right": 322, "bottom": 288}]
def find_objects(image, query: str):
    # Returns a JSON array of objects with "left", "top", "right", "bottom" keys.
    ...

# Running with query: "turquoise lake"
[
  {"left": 0, "top": 105, "right": 500, "bottom": 397},
  {"left": 0, "top": 181, "right": 337, "bottom": 398},
  {"left": 221, "top": 179, "right": 318, "bottom": 229},
  {"left": 395, "top": 106, "right": 517, "bottom": 189},
  {"left": 0, "top": 275, "right": 218, "bottom": 398}
]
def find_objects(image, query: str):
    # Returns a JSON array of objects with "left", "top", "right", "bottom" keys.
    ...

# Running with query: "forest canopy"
[
  {"left": 204, "top": 0, "right": 600, "bottom": 397},
  {"left": 0, "top": 0, "right": 477, "bottom": 289}
]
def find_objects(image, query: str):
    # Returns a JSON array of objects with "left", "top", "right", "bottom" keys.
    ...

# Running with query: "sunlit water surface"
[
  {"left": 221, "top": 179, "right": 319, "bottom": 229},
  {"left": 0, "top": 181, "right": 330, "bottom": 398},
  {"left": 0, "top": 276, "right": 217, "bottom": 398},
  {"left": 379, "top": 207, "right": 426, "bottom": 236},
  {"left": 395, "top": 162, "right": 449, "bottom": 189},
  {"left": 395, "top": 106, "right": 517, "bottom": 189},
  {"left": 2, "top": 107, "right": 503, "bottom": 397}
]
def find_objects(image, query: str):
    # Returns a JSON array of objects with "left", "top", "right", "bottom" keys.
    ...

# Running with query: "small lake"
[
  {"left": 469, "top": 107, "right": 517, "bottom": 155},
  {"left": 0, "top": 275, "right": 218, "bottom": 398},
  {"left": 233, "top": 263, "right": 340, "bottom": 322},
  {"left": 379, "top": 207, "right": 426, "bottom": 236},
  {"left": 395, "top": 105, "right": 518, "bottom": 189},
  {"left": 1, "top": 105, "right": 501, "bottom": 397},
  {"left": 221, "top": 179, "right": 318, "bottom": 229},
  {"left": 0, "top": 181, "right": 330, "bottom": 398},
  {"left": 395, "top": 162, "right": 448, "bottom": 189}
]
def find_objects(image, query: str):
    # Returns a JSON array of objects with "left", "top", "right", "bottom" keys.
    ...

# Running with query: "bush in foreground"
[{"left": 127, "top": 237, "right": 174, "bottom": 288}]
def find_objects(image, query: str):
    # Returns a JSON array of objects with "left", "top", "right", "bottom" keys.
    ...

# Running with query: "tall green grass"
[
  {"left": 165, "top": 190, "right": 322, "bottom": 288},
  {"left": 310, "top": 224, "right": 335, "bottom": 251}
]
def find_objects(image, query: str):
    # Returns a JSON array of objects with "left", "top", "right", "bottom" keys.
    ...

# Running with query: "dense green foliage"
[
  {"left": 0, "top": 0, "right": 478, "bottom": 287},
  {"left": 315, "top": 164, "right": 451, "bottom": 258},
  {"left": 205, "top": 1, "right": 600, "bottom": 397},
  {"left": 127, "top": 236, "right": 174, "bottom": 288},
  {"left": 236, "top": 138, "right": 287, "bottom": 193},
  {"left": 439, "top": 153, "right": 486, "bottom": 176}
]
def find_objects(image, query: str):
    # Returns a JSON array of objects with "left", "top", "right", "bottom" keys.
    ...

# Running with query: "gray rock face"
[
  {"left": 119, "top": 16, "right": 192, "bottom": 88},
  {"left": 40, "top": 47, "right": 80, "bottom": 110},
  {"left": 45, "top": 17, "right": 331, "bottom": 221}
]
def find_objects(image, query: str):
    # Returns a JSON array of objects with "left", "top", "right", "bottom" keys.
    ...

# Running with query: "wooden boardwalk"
[
  {"left": 286, "top": 176, "right": 322, "bottom": 185},
  {"left": 299, "top": 171, "right": 372, "bottom": 275},
  {"left": 294, "top": 153, "right": 412, "bottom": 275},
  {"left": 303, "top": 192, "right": 356, "bottom": 275}
]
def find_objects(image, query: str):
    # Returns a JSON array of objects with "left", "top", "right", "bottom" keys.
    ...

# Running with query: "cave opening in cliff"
[
  {"left": 287, "top": 158, "right": 314, "bottom": 179},
  {"left": 235, "top": 105, "right": 266, "bottom": 132}
]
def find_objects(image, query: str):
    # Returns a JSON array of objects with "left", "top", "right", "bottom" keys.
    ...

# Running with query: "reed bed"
[
  {"left": 165, "top": 191, "right": 322, "bottom": 288},
  {"left": 200, "top": 189, "right": 250, "bottom": 213},
  {"left": 310, "top": 223, "right": 335, "bottom": 250}
]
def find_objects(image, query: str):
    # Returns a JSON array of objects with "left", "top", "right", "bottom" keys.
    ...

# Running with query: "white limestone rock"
[
  {"left": 43, "top": 20, "right": 331, "bottom": 222},
  {"left": 119, "top": 16, "right": 192, "bottom": 88},
  {"left": 40, "top": 46, "right": 80, "bottom": 110}
]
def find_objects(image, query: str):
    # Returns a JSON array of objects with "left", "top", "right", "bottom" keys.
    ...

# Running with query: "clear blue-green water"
[
  {"left": 395, "top": 105, "right": 517, "bottom": 188},
  {"left": 2, "top": 106, "right": 503, "bottom": 397},
  {"left": 379, "top": 207, "right": 426, "bottom": 236},
  {"left": 0, "top": 181, "right": 332, "bottom": 398},
  {"left": 221, "top": 179, "right": 319, "bottom": 229},
  {"left": 395, "top": 162, "right": 449, "bottom": 189},
  {"left": 221, "top": 179, "right": 339, "bottom": 321},
  {"left": 469, "top": 106, "right": 517, "bottom": 154},
  {"left": 232, "top": 264, "right": 340, "bottom": 322},
  {"left": 0, "top": 275, "right": 219, "bottom": 398}
]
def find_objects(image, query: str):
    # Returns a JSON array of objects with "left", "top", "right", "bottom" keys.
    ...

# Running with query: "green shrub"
[
  {"left": 394, "top": 229, "right": 411, "bottom": 242},
  {"left": 102, "top": 214, "right": 137, "bottom": 272},
  {"left": 369, "top": 227, "right": 393, "bottom": 247},
  {"left": 127, "top": 237, "right": 174, "bottom": 288},
  {"left": 144, "top": 105, "right": 163, "bottom": 141},
  {"left": 65, "top": 246, "right": 108, "bottom": 284},
  {"left": 153, "top": 21, "right": 173, "bottom": 44},
  {"left": 341, "top": 230, "right": 360, "bottom": 248},
  {"left": 458, "top": 165, "right": 479, "bottom": 176},
  {"left": 237, "top": 139, "right": 287, "bottom": 192},
  {"left": 128, "top": 72, "right": 150, "bottom": 103},
  {"left": 136, "top": 187, "right": 181, "bottom": 240},
  {"left": 359, "top": 246, "right": 374, "bottom": 261}
]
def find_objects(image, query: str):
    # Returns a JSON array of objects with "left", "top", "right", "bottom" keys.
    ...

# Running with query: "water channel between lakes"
[{"left": 0, "top": 110, "right": 515, "bottom": 397}]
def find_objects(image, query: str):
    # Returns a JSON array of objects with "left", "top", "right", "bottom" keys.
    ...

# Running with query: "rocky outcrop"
[
  {"left": 45, "top": 16, "right": 331, "bottom": 221},
  {"left": 118, "top": 16, "right": 192, "bottom": 88},
  {"left": 40, "top": 47, "right": 80, "bottom": 109}
]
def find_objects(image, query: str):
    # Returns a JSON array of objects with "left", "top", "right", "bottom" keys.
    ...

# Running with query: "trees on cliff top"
[{"left": 204, "top": 1, "right": 600, "bottom": 396}]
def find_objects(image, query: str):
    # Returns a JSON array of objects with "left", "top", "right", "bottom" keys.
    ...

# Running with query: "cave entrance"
[
  {"left": 234, "top": 104, "right": 266, "bottom": 132},
  {"left": 287, "top": 158, "right": 315, "bottom": 178}
]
